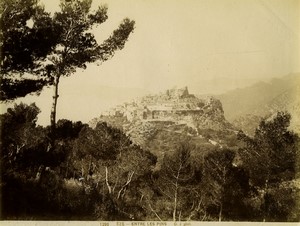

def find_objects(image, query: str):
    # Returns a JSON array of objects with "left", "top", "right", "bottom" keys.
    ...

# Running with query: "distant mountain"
[
  {"left": 188, "top": 76, "right": 268, "bottom": 95},
  {"left": 215, "top": 74, "right": 300, "bottom": 134}
]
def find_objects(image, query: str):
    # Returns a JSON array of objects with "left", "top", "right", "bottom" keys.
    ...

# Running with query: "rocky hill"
[{"left": 90, "top": 87, "right": 235, "bottom": 154}]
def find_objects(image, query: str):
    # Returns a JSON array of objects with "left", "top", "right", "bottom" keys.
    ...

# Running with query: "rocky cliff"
[{"left": 90, "top": 87, "right": 234, "bottom": 148}]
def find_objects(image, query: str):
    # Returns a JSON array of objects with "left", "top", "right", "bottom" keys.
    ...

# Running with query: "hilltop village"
[{"left": 101, "top": 87, "right": 226, "bottom": 126}]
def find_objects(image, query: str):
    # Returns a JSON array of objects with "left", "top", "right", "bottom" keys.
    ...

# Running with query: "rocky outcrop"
[{"left": 90, "top": 87, "right": 232, "bottom": 137}]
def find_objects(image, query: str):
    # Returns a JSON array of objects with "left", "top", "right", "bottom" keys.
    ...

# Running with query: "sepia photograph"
[{"left": 0, "top": 0, "right": 300, "bottom": 223}]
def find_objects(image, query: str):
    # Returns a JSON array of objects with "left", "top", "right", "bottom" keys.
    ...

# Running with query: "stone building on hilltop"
[{"left": 101, "top": 87, "right": 226, "bottom": 128}]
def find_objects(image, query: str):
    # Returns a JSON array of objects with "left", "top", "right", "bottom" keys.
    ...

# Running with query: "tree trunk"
[
  {"left": 173, "top": 186, "right": 178, "bottom": 221},
  {"left": 173, "top": 164, "right": 182, "bottom": 221},
  {"left": 105, "top": 166, "right": 112, "bottom": 194},
  {"left": 218, "top": 203, "right": 223, "bottom": 221},
  {"left": 117, "top": 171, "right": 134, "bottom": 199},
  {"left": 50, "top": 74, "right": 60, "bottom": 134},
  {"left": 219, "top": 166, "right": 226, "bottom": 222},
  {"left": 148, "top": 203, "right": 162, "bottom": 221},
  {"left": 263, "top": 179, "right": 269, "bottom": 222}
]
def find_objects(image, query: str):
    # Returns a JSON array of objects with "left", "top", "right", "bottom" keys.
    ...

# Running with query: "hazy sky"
[{"left": 2, "top": 0, "right": 300, "bottom": 125}]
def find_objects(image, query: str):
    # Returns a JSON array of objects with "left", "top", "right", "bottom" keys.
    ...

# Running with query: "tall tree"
[
  {"left": 151, "top": 143, "right": 201, "bottom": 221},
  {"left": 1, "top": 0, "right": 135, "bottom": 132},
  {"left": 238, "top": 112, "right": 299, "bottom": 221},
  {"left": 201, "top": 149, "right": 235, "bottom": 221},
  {"left": 46, "top": 0, "right": 135, "bottom": 132}
]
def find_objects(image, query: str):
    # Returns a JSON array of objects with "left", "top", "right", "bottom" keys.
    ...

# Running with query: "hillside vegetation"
[{"left": 1, "top": 103, "right": 299, "bottom": 221}]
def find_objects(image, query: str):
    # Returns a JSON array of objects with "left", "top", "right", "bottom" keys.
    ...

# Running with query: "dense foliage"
[
  {"left": 1, "top": 0, "right": 135, "bottom": 138},
  {"left": 1, "top": 103, "right": 299, "bottom": 221},
  {"left": 1, "top": 0, "right": 135, "bottom": 101},
  {"left": 237, "top": 112, "right": 300, "bottom": 221},
  {"left": 1, "top": 0, "right": 58, "bottom": 100}
]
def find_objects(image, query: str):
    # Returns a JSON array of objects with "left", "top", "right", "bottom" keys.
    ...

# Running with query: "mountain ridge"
[{"left": 216, "top": 74, "right": 300, "bottom": 134}]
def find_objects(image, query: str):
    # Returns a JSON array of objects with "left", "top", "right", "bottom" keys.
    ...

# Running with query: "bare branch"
[
  {"left": 112, "top": 175, "right": 119, "bottom": 193},
  {"left": 148, "top": 203, "right": 163, "bottom": 221},
  {"left": 117, "top": 171, "right": 134, "bottom": 199},
  {"left": 157, "top": 186, "right": 172, "bottom": 199}
]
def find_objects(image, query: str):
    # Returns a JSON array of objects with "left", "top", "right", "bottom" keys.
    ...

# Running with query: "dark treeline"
[{"left": 0, "top": 103, "right": 299, "bottom": 221}]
